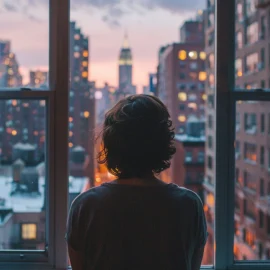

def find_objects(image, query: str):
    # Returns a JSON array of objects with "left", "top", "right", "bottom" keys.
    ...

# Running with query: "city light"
[
  {"left": 95, "top": 91, "right": 103, "bottom": 99},
  {"left": 69, "top": 142, "right": 73, "bottom": 148},
  {"left": 200, "top": 51, "right": 207, "bottom": 60},
  {"left": 188, "top": 51, "right": 198, "bottom": 59},
  {"left": 178, "top": 115, "right": 186, "bottom": 122},
  {"left": 178, "top": 92, "right": 187, "bottom": 101},
  {"left": 199, "top": 71, "right": 207, "bottom": 81},
  {"left": 83, "top": 50, "right": 88, "bottom": 57},
  {"left": 12, "top": 100, "right": 17, "bottom": 106},
  {"left": 69, "top": 117, "right": 73, "bottom": 122},
  {"left": 178, "top": 50, "right": 187, "bottom": 60},
  {"left": 11, "top": 130, "right": 17, "bottom": 136},
  {"left": 83, "top": 111, "right": 90, "bottom": 118}
]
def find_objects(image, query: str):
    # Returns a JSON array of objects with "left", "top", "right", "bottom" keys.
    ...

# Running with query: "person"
[{"left": 66, "top": 94, "right": 207, "bottom": 270}]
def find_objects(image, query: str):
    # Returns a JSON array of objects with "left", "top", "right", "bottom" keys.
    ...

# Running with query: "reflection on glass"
[
  {"left": 0, "top": 99, "right": 46, "bottom": 250},
  {"left": 234, "top": 101, "right": 270, "bottom": 260},
  {"left": 0, "top": 1, "right": 49, "bottom": 89}
]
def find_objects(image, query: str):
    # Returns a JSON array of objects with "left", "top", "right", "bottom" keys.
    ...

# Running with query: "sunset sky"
[{"left": 0, "top": 0, "right": 205, "bottom": 88}]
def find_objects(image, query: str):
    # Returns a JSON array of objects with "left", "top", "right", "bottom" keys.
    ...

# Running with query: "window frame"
[
  {"left": 0, "top": 0, "right": 270, "bottom": 269},
  {"left": 215, "top": 1, "right": 270, "bottom": 270},
  {"left": 0, "top": 0, "right": 69, "bottom": 269}
]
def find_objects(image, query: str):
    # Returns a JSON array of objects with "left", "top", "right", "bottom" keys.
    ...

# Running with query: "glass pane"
[
  {"left": 0, "top": 1, "right": 49, "bottom": 89},
  {"left": 0, "top": 99, "right": 46, "bottom": 250},
  {"left": 234, "top": 0, "right": 268, "bottom": 91},
  {"left": 68, "top": 0, "right": 213, "bottom": 266},
  {"left": 234, "top": 101, "right": 270, "bottom": 260}
]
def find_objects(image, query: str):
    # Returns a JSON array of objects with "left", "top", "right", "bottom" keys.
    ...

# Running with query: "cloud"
[{"left": 0, "top": 0, "right": 204, "bottom": 27}]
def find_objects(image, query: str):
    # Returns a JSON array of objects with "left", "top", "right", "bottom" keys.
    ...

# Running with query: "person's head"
[{"left": 97, "top": 94, "right": 176, "bottom": 178}]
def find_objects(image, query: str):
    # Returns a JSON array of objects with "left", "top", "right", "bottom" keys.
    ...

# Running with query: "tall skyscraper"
[{"left": 118, "top": 34, "right": 134, "bottom": 96}]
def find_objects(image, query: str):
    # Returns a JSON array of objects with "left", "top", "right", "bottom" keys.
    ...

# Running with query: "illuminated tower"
[{"left": 118, "top": 33, "right": 133, "bottom": 94}]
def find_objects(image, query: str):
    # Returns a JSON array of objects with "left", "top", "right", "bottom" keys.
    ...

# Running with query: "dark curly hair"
[{"left": 97, "top": 94, "right": 176, "bottom": 178}]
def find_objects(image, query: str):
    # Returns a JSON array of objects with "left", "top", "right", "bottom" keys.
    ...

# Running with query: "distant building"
[
  {"left": 0, "top": 40, "right": 22, "bottom": 87},
  {"left": 29, "top": 70, "right": 48, "bottom": 88},
  {"left": 116, "top": 34, "right": 136, "bottom": 100},
  {"left": 180, "top": 20, "right": 204, "bottom": 44}
]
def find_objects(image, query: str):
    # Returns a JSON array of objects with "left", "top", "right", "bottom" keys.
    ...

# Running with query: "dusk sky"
[{"left": 0, "top": 0, "right": 205, "bottom": 89}]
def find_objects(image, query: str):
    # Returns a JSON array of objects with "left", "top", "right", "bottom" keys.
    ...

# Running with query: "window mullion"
[
  {"left": 215, "top": 0, "right": 235, "bottom": 269},
  {"left": 49, "top": 0, "right": 70, "bottom": 268}
]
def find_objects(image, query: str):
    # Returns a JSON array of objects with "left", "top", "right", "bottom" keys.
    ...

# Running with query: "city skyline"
[{"left": 0, "top": 0, "right": 204, "bottom": 88}]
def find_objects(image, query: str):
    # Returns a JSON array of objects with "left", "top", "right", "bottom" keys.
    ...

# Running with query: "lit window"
[
  {"left": 11, "top": 130, "right": 17, "bottom": 136},
  {"left": 69, "top": 142, "right": 73, "bottom": 148},
  {"left": 82, "top": 71, "right": 88, "bottom": 78},
  {"left": 200, "top": 51, "right": 206, "bottom": 60},
  {"left": 83, "top": 111, "right": 90, "bottom": 118},
  {"left": 178, "top": 50, "right": 187, "bottom": 60},
  {"left": 178, "top": 115, "right": 186, "bottom": 122},
  {"left": 74, "top": 34, "right": 80, "bottom": 40},
  {"left": 69, "top": 117, "right": 73, "bottom": 122},
  {"left": 178, "top": 92, "right": 187, "bottom": 101},
  {"left": 82, "top": 61, "right": 88, "bottom": 67},
  {"left": 69, "top": 131, "right": 73, "bottom": 137},
  {"left": 235, "top": 59, "right": 243, "bottom": 77},
  {"left": 188, "top": 51, "right": 198, "bottom": 59},
  {"left": 83, "top": 51, "right": 88, "bottom": 57},
  {"left": 8, "top": 69, "right": 13, "bottom": 75},
  {"left": 12, "top": 100, "right": 17, "bottom": 106},
  {"left": 202, "top": 94, "right": 207, "bottom": 101},
  {"left": 21, "top": 224, "right": 37, "bottom": 240},
  {"left": 188, "top": 103, "right": 197, "bottom": 110},
  {"left": 199, "top": 71, "right": 207, "bottom": 81},
  {"left": 74, "top": 52, "right": 80, "bottom": 58}
]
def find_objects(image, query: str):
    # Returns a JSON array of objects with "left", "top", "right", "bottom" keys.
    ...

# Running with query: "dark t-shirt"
[{"left": 66, "top": 182, "right": 207, "bottom": 270}]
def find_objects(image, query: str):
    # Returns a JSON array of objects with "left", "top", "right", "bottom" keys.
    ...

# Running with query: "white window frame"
[{"left": 0, "top": 0, "right": 69, "bottom": 269}]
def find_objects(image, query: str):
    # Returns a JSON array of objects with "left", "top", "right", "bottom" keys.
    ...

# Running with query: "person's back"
[
  {"left": 67, "top": 181, "right": 207, "bottom": 270},
  {"left": 66, "top": 94, "right": 207, "bottom": 270}
]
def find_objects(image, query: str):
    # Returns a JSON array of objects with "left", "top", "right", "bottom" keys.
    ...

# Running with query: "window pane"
[
  {"left": 69, "top": 0, "right": 212, "bottom": 266},
  {"left": 234, "top": 0, "right": 268, "bottom": 91},
  {"left": 0, "top": 1, "right": 49, "bottom": 89},
  {"left": 234, "top": 101, "right": 270, "bottom": 260},
  {"left": 0, "top": 99, "right": 46, "bottom": 250}
]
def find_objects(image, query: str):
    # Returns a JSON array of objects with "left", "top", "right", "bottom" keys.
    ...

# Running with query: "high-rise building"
[
  {"left": 157, "top": 18, "right": 206, "bottom": 210},
  {"left": 0, "top": 40, "right": 22, "bottom": 87},
  {"left": 204, "top": 0, "right": 270, "bottom": 262},
  {"left": 117, "top": 34, "right": 135, "bottom": 97},
  {"left": 69, "top": 22, "right": 95, "bottom": 180}
]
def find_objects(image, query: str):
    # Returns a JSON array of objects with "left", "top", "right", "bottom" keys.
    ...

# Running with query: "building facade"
[{"left": 204, "top": 0, "right": 270, "bottom": 262}]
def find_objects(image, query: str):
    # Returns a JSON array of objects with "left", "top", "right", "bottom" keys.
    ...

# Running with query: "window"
[
  {"left": 188, "top": 51, "right": 198, "bottom": 59},
  {"left": 246, "top": 0, "right": 256, "bottom": 17},
  {"left": 236, "top": 2, "right": 243, "bottom": 21},
  {"left": 261, "top": 114, "right": 265, "bottom": 133},
  {"left": 199, "top": 71, "right": 207, "bottom": 81},
  {"left": 208, "top": 115, "right": 213, "bottom": 129},
  {"left": 259, "top": 211, "right": 264, "bottom": 229},
  {"left": 190, "top": 62, "right": 198, "bottom": 70},
  {"left": 236, "top": 32, "right": 243, "bottom": 49},
  {"left": 244, "top": 143, "right": 257, "bottom": 163},
  {"left": 260, "top": 47, "right": 265, "bottom": 69},
  {"left": 246, "top": 22, "right": 259, "bottom": 45},
  {"left": 245, "top": 52, "right": 259, "bottom": 73},
  {"left": 198, "top": 151, "right": 205, "bottom": 163},
  {"left": 21, "top": 224, "right": 37, "bottom": 240},
  {"left": 235, "top": 58, "right": 242, "bottom": 77},
  {"left": 244, "top": 113, "right": 256, "bottom": 132},
  {"left": 189, "top": 72, "right": 197, "bottom": 80},
  {"left": 208, "top": 156, "right": 213, "bottom": 169},
  {"left": 178, "top": 115, "right": 186, "bottom": 122},
  {"left": 178, "top": 92, "right": 187, "bottom": 101},
  {"left": 185, "top": 151, "right": 193, "bottom": 163},
  {"left": 260, "top": 146, "right": 265, "bottom": 166},
  {"left": 178, "top": 50, "right": 187, "bottom": 60},
  {"left": 261, "top": 16, "right": 266, "bottom": 39},
  {"left": 179, "top": 73, "right": 186, "bottom": 79},
  {"left": 260, "top": 178, "right": 264, "bottom": 196},
  {"left": 179, "top": 104, "right": 185, "bottom": 111}
]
